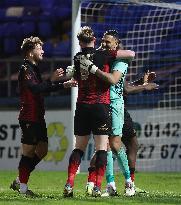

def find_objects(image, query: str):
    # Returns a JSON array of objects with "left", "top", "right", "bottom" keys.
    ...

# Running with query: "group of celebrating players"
[{"left": 10, "top": 26, "right": 158, "bottom": 198}]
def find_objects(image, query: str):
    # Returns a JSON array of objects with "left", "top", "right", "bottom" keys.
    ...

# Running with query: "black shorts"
[
  {"left": 19, "top": 120, "right": 48, "bottom": 145},
  {"left": 122, "top": 108, "right": 136, "bottom": 144},
  {"left": 74, "top": 103, "right": 111, "bottom": 136}
]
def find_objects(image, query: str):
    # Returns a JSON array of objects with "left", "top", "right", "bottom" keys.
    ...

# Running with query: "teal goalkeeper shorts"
[{"left": 110, "top": 99, "right": 124, "bottom": 136}]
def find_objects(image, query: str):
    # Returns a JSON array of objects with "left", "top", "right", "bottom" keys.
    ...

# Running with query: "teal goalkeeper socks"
[
  {"left": 106, "top": 151, "right": 115, "bottom": 183},
  {"left": 116, "top": 147, "right": 130, "bottom": 180}
]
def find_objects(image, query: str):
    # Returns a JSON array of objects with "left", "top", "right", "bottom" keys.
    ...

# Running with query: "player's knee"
[
  {"left": 36, "top": 147, "right": 48, "bottom": 159},
  {"left": 38, "top": 150, "right": 48, "bottom": 159},
  {"left": 111, "top": 147, "right": 117, "bottom": 155},
  {"left": 95, "top": 150, "right": 107, "bottom": 168},
  {"left": 110, "top": 142, "right": 121, "bottom": 154}
]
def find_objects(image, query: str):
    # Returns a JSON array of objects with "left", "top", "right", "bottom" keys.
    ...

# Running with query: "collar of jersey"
[
  {"left": 24, "top": 59, "right": 37, "bottom": 70},
  {"left": 81, "top": 47, "right": 95, "bottom": 53}
]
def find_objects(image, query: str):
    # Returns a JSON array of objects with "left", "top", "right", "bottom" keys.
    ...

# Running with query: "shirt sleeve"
[
  {"left": 23, "top": 68, "right": 64, "bottom": 94},
  {"left": 112, "top": 60, "right": 128, "bottom": 74},
  {"left": 73, "top": 54, "right": 80, "bottom": 80}
]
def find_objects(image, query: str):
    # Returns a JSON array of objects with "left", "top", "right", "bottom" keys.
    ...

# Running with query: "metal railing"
[{"left": 0, "top": 57, "right": 71, "bottom": 109}]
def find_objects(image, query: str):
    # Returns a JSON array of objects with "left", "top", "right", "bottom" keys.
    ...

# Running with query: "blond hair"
[
  {"left": 77, "top": 26, "right": 94, "bottom": 44},
  {"left": 21, "top": 36, "right": 43, "bottom": 55}
]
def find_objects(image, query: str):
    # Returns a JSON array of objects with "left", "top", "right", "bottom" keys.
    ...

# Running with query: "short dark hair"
[
  {"left": 104, "top": 30, "right": 124, "bottom": 49},
  {"left": 104, "top": 30, "right": 120, "bottom": 42},
  {"left": 77, "top": 26, "right": 94, "bottom": 44},
  {"left": 21, "top": 36, "right": 43, "bottom": 55}
]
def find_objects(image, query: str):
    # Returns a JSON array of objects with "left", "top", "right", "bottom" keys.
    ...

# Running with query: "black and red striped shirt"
[
  {"left": 18, "top": 60, "right": 63, "bottom": 122},
  {"left": 74, "top": 47, "right": 116, "bottom": 104}
]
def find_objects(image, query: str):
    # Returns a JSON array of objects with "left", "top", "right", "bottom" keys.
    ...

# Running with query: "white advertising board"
[
  {"left": 0, "top": 110, "right": 73, "bottom": 171},
  {"left": 0, "top": 109, "right": 180, "bottom": 172}
]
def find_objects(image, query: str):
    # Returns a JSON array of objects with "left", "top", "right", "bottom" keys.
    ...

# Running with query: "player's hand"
[
  {"left": 66, "top": 65, "right": 75, "bottom": 78},
  {"left": 51, "top": 68, "right": 64, "bottom": 81},
  {"left": 79, "top": 55, "right": 98, "bottom": 74},
  {"left": 144, "top": 70, "right": 156, "bottom": 84},
  {"left": 144, "top": 83, "right": 159, "bottom": 91},
  {"left": 63, "top": 79, "right": 78, "bottom": 88}
]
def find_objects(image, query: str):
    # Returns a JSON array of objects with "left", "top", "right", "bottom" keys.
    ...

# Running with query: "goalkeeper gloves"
[
  {"left": 79, "top": 55, "right": 98, "bottom": 74},
  {"left": 66, "top": 65, "right": 75, "bottom": 78}
]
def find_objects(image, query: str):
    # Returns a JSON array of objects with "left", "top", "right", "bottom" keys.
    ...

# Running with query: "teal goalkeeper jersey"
[{"left": 110, "top": 59, "right": 128, "bottom": 101}]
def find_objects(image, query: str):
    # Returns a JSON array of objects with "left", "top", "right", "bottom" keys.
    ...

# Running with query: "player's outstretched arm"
[
  {"left": 25, "top": 68, "right": 64, "bottom": 93},
  {"left": 63, "top": 79, "right": 78, "bottom": 88},
  {"left": 79, "top": 55, "right": 122, "bottom": 85},
  {"left": 131, "top": 70, "right": 156, "bottom": 85},
  {"left": 96, "top": 70, "right": 122, "bottom": 85},
  {"left": 50, "top": 68, "right": 64, "bottom": 81},
  {"left": 124, "top": 81, "right": 159, "bottom": 94},
  {"left": 116, "top": 50, "right": 135, "bottom": 60}
]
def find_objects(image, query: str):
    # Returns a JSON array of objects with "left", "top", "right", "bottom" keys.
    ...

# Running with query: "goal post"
[{"left": 71, "top": 0, "right": 81, "bottom": 150}]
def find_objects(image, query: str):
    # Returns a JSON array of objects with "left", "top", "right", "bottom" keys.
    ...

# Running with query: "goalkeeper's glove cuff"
[{"left": 89, "top": 64, "right": 98, "bottom": 74}]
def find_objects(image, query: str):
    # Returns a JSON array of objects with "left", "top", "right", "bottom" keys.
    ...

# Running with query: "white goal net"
[{"left": 80, "top": 0, "right": 181, "bottom": 172}]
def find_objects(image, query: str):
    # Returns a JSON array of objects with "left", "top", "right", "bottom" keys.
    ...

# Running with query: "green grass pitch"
[{"left": 0, "top": 171, "right": 180, "bottom": 205}]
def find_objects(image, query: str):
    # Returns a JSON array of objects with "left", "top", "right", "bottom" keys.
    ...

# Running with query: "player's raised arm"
[
  {"left": 116, "top": 49, "right": 135, "bottom": 60},
  {"left": 124, "top": 81, "right": 159, "bottom": 94}
]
